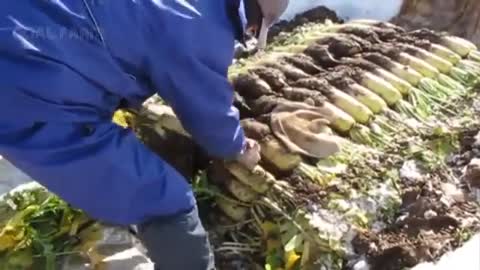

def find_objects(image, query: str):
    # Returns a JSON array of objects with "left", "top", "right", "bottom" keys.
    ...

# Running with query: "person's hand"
[{"left": 235, "top": 138, "right": 261, "bottom": 170}]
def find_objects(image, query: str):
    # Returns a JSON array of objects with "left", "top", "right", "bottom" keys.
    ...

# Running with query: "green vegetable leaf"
[{"left": 284, "top": 234, "right": 303, "bottom": 252}]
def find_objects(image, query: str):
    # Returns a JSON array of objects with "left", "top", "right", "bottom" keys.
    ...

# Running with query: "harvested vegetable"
[
  {"left": 0, "top": 184, "right": 93, "bottom": 270},
  {"left": 224, "top": 163, "right": 274, "bottom": 194},
  {"left": 216, "top": 197, "right": 249, "bottom": 222},
  {"left": 323, "top": 72, "right": 388, "bottom": 114},
  {"left": 242, "top": 118, "right": 303, "bottom": 172},
  {"left": 355, "top": 71, "right": 402, "bottom": 105},
  {"left": 292, "top": 78, "right": 374, "bottom": 124}
]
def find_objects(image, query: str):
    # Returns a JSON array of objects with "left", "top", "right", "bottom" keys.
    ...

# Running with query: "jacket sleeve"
[{"left": 142, "top": 1, "right": 246, "bottom": 159}]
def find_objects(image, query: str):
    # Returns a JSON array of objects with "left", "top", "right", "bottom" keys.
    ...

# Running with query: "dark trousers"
[{"left": 137, "top": 206, "right": 215, "bottom": 270}]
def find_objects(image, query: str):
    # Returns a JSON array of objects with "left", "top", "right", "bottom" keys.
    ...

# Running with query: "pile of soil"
[
  {"left": 351, "top": 127, "right": 480, "bottom": 270},
  {"left": 391, "top": 0, "right": 480, "bottom": 45},
  {"left": 353, "top": 178, "right": 479, "bottom": 270},
  {"left": 234, "top": 6, "right": 342, "bottom": 59},
  {"left": 268, "top": 6, "right": 343, "bottom": 42}
]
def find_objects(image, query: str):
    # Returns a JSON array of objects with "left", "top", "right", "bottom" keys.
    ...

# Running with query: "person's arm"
[
  {"left": 141, "top": 1, "right": 246, "bottom": 159},
  {"left": 152, "top": 57, "right": 246, "bottom": 159}
]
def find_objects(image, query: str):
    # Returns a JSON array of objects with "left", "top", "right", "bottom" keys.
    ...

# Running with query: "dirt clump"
[
  {"left": 268, "top": 6, "right": 342, "bottom": 42},
  {"left": 263, "top": 62, "right": 312, "bottom": 82},
  {"left": 285, "top": 174, "right": 326, "bottom": 206},
  {"left": 352, "top": 162, "right": 480, "bottom": 270},
  {"left": 315, "top": 35, "right": 365, "bottom": 58},
  {"left": 251, "top": 67, "right": 289, "bottom": 92},
  {"left": 281, "top": 54, "right": 325, "bottom": 75},
  {"left": 391, "top": 0, "right": 480, "bottom": 45},
  {"left": 233, "top": 73, "right": 276, "bottom": 99},
  {"left": 304, "top": 45, "right": 341, "bottom": 68}
]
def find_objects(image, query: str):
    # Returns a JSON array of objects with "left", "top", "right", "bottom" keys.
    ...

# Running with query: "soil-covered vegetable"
[{"left": 201, "top": 15, "right": 480, "bottom": 270}]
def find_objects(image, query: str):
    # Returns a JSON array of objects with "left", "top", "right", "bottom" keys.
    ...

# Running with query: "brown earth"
[
  {"left": 391, "top": 0, "right": 480, "bottom": 45},
  {"left": 352, "top": 128, "right": 480, "bottom": 270},
  {"left": 268, "top": 6, "right": 343, "bottom": 42},
  {"left": 235, "top": 6, "right": 342, "bottom": 59}
]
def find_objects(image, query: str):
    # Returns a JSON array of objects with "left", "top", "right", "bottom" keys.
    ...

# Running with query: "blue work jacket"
[{"left": 0, "top": 0, "right": 248, "bottom": 225}]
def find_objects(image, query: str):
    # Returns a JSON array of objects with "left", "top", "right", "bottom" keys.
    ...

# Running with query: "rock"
[{"left": 464, "top": 158, "right": 480, "bottom": 188}]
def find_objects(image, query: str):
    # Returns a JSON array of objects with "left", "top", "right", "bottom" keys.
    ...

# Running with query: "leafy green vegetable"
[{"left": 0, "top": 185, "right": 93, "bottom": 270}]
